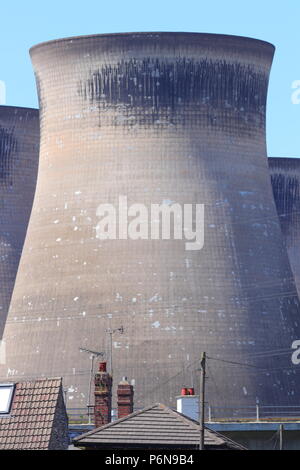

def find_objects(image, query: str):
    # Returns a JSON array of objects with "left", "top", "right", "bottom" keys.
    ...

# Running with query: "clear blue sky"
[{"left": 0, "top": 0, "right": 299, "bottom": 157}]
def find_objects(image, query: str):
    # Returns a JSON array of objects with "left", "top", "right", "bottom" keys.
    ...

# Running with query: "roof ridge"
[
  {"left": 160, "top": 405, "right": 202, "bottom": 431},
  {"left": 165, "top": 407, "right": 246, "bottom": 448},
  {"left": 74, "top": 403, "right": 161, "bottom": 441},
  {"left": 204, "top": 425, "right": 247, "bottom": 449}
]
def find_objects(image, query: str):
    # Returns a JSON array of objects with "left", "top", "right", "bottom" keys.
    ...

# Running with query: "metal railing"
[
  {"left": 67, "top": 406, "right": 123, "bottom": 425},
  {"left": 67, "top": 407, "right": 94, "bottom": 425},
  {"left": 206, "top": 405, "right": 300, "bottom": 422},
  {"left": 67, "top": 404, "right": 300, "bottom": 425}
]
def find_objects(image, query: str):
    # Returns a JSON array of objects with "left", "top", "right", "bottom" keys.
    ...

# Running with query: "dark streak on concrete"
[{"left": 0, "top": 126, "right": 18, "bottom": 186}]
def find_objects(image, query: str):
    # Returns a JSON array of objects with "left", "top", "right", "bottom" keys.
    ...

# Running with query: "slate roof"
[
  {"left": 0, "top": 377, "right": 68, "bottom": 450},
  {"left": 73, "top": 403, "right": 246, "bottom": 449}
]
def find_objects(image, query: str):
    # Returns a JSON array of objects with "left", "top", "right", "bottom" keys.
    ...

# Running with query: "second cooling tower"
[
  {"left": 269, "top": 157, "right": 300, "bottom": 296},
  {"left": 0, "top": 106, "right": 39, "bottom": 337},
  {"left": 1, "top": 33, "right": 300, "bottom": 415}
]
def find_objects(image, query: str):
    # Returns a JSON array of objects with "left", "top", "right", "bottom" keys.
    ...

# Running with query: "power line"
[
  {"left": 207, "top": 355, "right": 300, "bottom": 374},
  {"left": 207, "top": 356, "right": 264, "bottom": 370},
  {"left": 138, "top": 357, "right": 200, "bottom": 403}
]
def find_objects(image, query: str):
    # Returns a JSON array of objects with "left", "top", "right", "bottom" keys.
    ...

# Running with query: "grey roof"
[{"left": 73, "top": 403, "right": 245, "bottom": 449}]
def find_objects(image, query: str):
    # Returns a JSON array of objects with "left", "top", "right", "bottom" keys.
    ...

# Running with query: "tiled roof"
[
  {"left": 73, "top": 403, "right": 246, "bottom": 449},
  {"left": 0, "top": 377, "right": 65, "bottom": 450}
]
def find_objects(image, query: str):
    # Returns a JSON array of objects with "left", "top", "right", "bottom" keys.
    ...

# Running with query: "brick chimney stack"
[
  {"left": 117, "top": 377, "right": 134, "bottom": 419},
  {"left": 94, "top": 362, "right": 112, "bottom": 427}
]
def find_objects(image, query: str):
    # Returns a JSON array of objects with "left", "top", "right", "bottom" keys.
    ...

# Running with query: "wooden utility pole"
[
  {"left": 279, "top": 424, "right": 284, "bottom": 450},
  {"left": 199, "top": 352, "right": 206, "bottom": 450}
]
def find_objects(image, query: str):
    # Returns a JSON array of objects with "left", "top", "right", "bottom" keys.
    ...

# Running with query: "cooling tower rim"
[
  {"left": 29, "top": 31, "right": 275, "bottom": 54},
  {"left": 0, "top": 104, "right": 39, "bottom": 114}
]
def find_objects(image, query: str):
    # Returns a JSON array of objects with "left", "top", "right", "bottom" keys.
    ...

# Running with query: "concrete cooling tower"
[
  {"left": 1, "top": 33, "right": 300, "bottom": 417},
  {"left": 0, "top": 106, "right": 39, "bottom": 337},
  {"left": 269, "top": 157, "right": 300, "bottom": 296}
]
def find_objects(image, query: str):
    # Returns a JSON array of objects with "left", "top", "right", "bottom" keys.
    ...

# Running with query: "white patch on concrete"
[{"left": 149, "top": 293, "right": 161, "bottom": 303}]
